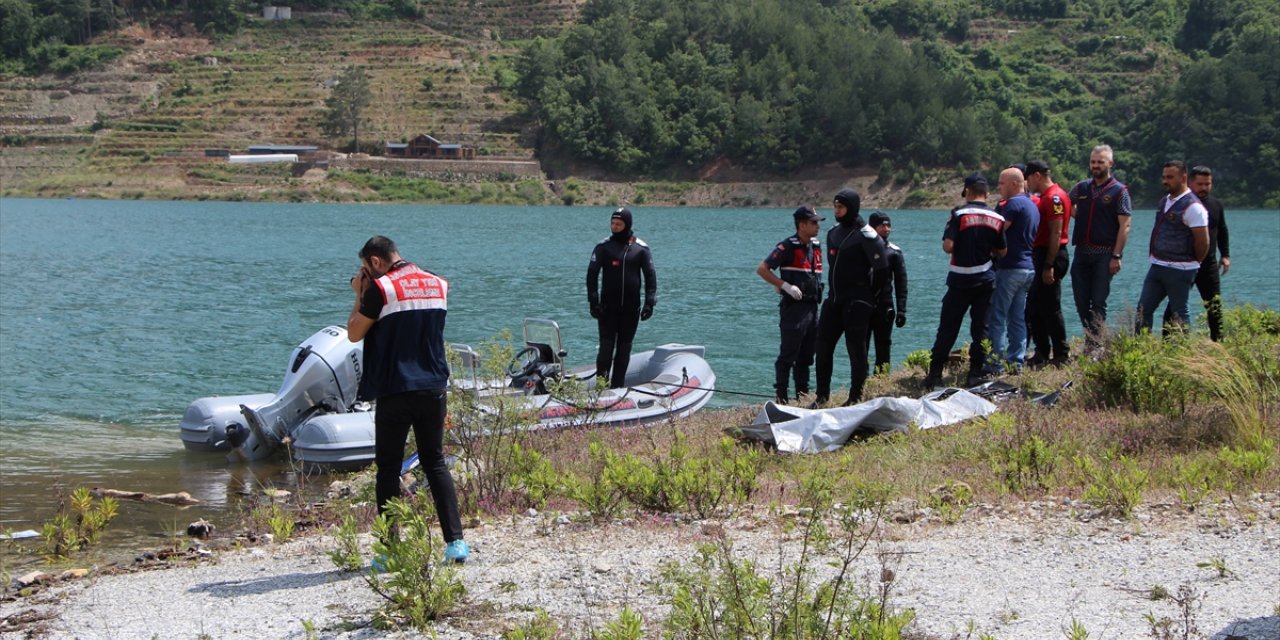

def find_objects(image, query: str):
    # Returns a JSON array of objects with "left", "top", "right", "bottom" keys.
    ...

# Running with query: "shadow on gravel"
[
  {"left": 188, "top": 569, "right": 362, "bottom": 598},
  {"left": 1211, "top": 615, "right": 1280, "bottom": 640}
]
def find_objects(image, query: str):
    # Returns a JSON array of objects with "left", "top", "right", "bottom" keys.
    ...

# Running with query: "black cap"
[
  {"left": 1026, "top": 159, "right": 1050, "bottom": 176},
  {"left": 963, "top": 173, "right": 989, "bottom": 194},
  {"left": 1008, "top": 162, "right": 1027, "bottom": 179},
  {"left": 793, "top": 205, "right": 825, "bottom": 223},
  {"left": 868, "top": 211, "right": 891, "bottom": 227}
]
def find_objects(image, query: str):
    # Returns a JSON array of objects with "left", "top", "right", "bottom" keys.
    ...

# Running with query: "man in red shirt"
[{"left": 1025, "top": 160, "right": 1072, "bottom": 367}]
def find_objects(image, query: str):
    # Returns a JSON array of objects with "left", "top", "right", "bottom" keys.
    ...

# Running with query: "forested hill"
[
  {"left": 1, "top": 0, "right": 1276, "bottom": 206},
  {"left": 515, "top": 0, "right": 1279, "bottom": 205}
]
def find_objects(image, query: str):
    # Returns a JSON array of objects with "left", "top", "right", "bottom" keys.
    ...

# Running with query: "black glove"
[
  {"left": 640, "top": 303, "right": 654, "bottom": 321},
  {"left": 895, "top": 310, "right": 907, "bottom": 328},
  {"left": 589, "top": 303, "right": 601, "bottom": 319}
]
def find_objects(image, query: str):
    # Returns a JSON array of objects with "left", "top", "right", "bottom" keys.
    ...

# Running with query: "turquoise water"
[{"left": 1, "top": 198, "right": 1277, "bottom": 556}]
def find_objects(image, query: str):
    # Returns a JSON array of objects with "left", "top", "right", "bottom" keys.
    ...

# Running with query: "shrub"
[
  {"left": 660, "top": 477, "right": 911, "bottom": 639},
  {"left": 563, "top": 440, "right": 627, "bottom": 521},
  {"left": 365, "top": 492, "right": 465, "bottom": 629},
  {"left": 446, "top": 333, "right": 540, "bottom": 513},
  {"left": 1075, "top": 450, "right": 1148, "bottom": 517},
  {"left": 1083, "top": 333, "right": 1192, "bottom": 415},
  {"left": 328, "top": 515, "right": 363, "bottom": 572},
  {"left": 39, "top": 487, "right": 119, "bottom": 559},
  {"left": 605, "top": 431, "right": 762, "bottom": 517}
]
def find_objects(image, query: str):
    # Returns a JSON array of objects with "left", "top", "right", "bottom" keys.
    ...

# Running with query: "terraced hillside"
[{"left": 1, "top": 5, "right": 582, "bottom": 199}]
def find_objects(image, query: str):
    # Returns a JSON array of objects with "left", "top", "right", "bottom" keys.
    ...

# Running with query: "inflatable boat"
[{"left": 179, "top": 319, "right": 716, "bottom": 471}]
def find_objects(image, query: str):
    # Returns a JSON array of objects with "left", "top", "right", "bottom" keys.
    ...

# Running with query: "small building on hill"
[{"left": 385, "top": 135, "right": 476, "bottom": 159}]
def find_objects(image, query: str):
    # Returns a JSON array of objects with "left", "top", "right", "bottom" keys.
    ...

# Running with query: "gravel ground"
[{"left": 3, "top": 495, "right": 1278, "bottom": 640}]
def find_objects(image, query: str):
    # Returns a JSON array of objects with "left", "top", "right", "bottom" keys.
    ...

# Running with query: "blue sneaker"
[
  {"left": 370, "top": 554, "right": 389, "bottom": 573},
  {"left": 444, "top": 539, "right": 470, "bottom": 564}
]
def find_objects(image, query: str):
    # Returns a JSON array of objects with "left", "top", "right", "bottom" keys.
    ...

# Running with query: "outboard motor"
[{"left": 225, "top": 325, "right": 363, "bottom": 463}]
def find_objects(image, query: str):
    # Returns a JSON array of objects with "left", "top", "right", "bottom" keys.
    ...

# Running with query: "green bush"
[
  {"left": 563, "top": 440, "right": 627, "bottom": 521},
  {"left": 660, "top": 477, "right": 911, "bottom": 639},
  {"left": 366, "top": 492, "right": 465, "bottom": 629},
  {"left": 39, "top": 487, "right": 119, "bottom": 559},
  {"left": 1075, "top": 450, "right": 1148, "bottom": 517},
  {"left": 604, "top": 432, "right": 761, "bottom": 517},
  {"left": 1083, "top": 333, "right": 1192, "bottom": 415}
]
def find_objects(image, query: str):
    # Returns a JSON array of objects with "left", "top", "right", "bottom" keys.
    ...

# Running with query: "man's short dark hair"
[
  {"left": 1190, "top": 165, "right": 1213, "bottom": 178},
  {"left": 1163, "top": 160, "right": 1187, "bottom": 174},
  {"left": 359, "top": 235, "right": 398, "bottom": 262}
]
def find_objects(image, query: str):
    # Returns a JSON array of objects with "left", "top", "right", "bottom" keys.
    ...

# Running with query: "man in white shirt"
[{"left": 1135, "top": 160, "right": 1210, "bottom": 334}]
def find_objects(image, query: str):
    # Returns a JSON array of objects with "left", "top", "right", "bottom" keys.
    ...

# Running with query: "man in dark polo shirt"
[
  {"left": 348, "top": 235, "right": 468, "bottom": 564},
  {"left": 923, "top": 174, "right": 1007, "bottom": 391}
]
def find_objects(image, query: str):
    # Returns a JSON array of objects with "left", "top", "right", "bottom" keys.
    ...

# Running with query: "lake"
[{"left": 1, "top": 198, "right": 1277, "bottom": 561}]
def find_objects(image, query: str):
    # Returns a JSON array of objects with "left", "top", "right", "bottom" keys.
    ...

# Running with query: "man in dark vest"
[
  {"left": 1069, "top": 144, "right": 1133, "bottom": 348},
  {"left": 1181, "top": 165, "right": 1231, "bottom": 341},
  {"left": 922, "top": 174, "right": 1007, "bottom": 391},
  {"left": 1136, "top": 161, "right": 1210, "bottom": 334},
  {"left": 347, "top": 235, "right": 468, "bottom": 564},
  {"left": 813, "top": 188, "right": 887, "bottom": 407},
  {"left": 756, "top": 206, "right": 824, "bottom": 403}
]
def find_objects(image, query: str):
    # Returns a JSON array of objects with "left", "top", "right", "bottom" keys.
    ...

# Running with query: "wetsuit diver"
[
  {"left": 586, "top": 208, "right": 657, "bottom": 388},
  {"left": 814, "top": 188, "right": 888, "bottom": 406}
]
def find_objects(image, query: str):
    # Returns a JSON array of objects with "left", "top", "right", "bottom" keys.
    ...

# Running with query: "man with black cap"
[
  {"left": 756, "top": 206, "right": 825, "bottom": 403},
  {"left": 813, "top": 187, "right": 888, "bottom": 407},
  {"left": 587, "top": 207, "right": 657, "bottom": 388},
  {"left": 922, "top": 174, "right": 1007, "bottom": 390},
  {"left": 867, "top": 211, "right": 908, "bottom": 374}
]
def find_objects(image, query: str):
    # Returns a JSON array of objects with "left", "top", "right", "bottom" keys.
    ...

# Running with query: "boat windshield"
[{"left": 522, "top": 318, "right": 563, "bottom": 363}]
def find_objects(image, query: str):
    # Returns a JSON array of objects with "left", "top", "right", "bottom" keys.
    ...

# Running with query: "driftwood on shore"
[{"left": 90, "top": 488, "right": 201, "bottom": 507}]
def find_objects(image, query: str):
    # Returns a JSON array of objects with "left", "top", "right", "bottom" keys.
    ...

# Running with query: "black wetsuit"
[
  {"left": 586, "top": 233, "right": 657, "bottom": 388},
  {"left": 815, "top": 216, "right": 888, "bottom": 405},
  {"left": 867, "top": 242, "right": 908, "bottom": 373}
]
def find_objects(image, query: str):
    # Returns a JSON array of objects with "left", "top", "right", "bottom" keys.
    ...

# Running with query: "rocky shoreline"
[{"left": 3, "top": 493, "right": 1278, "bottom": 639}]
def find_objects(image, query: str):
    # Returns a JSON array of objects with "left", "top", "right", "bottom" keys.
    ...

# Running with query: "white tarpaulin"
[{"left": 734, "top": 388, "right": 998, "bottom": 453}]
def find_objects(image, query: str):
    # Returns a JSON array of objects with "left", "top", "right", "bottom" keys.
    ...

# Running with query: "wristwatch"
[{"left": 1111, "top": 253, "right": 1123, "bottom": 260}]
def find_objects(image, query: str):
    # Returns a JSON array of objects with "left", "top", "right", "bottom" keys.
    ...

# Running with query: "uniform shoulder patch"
[
  {"left": 634, "top": 237, "right": 649, "bottom": 247},
  {"left": 860, "top": 225, "right": 878, "bottom": 239},
  {"left": 888, "top": 242, "right": 902, "bottom": 251}
]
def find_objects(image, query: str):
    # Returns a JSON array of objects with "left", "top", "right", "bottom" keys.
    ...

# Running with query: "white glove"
[{"left": 780, "top": 283, "right": 803, "bottom": 300}]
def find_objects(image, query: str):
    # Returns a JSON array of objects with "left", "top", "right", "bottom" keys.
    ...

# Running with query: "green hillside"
[{"left": 0, "top": 0, "right": 1275, "bottom": 206}]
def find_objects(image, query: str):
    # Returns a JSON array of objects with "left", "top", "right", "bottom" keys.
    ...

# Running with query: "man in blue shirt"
[{"left": 987, "top": 167, "right": 1039, "bottom": 372}]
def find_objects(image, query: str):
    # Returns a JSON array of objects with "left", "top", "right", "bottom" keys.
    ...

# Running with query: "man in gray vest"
[{"left": 1135, "top": 161, "right": 1210, "bottom": 334}]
